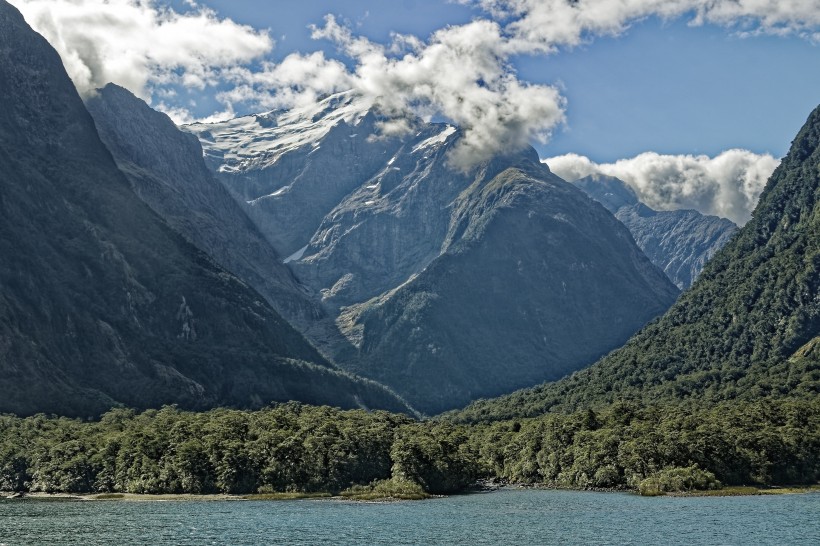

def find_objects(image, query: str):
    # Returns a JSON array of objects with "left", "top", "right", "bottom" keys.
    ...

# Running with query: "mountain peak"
[
  {"left": 454, "top": 102, "right": 820, "bottom": 422},
  {"left": 573, "top": 173, "right": 737, "bottom": 289},
  {"left": 185, "top": 90, "right": 371, "bottom": 174}
]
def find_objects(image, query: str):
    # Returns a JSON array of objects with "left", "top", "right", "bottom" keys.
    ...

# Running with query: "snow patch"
[
  {"left": 184, "top": 90, "right": 370, "bottom": 172},
  {"left": 412, "top": 125, "right": 456, "bottom": 153},
  {"left": 284, "top": 244, "right": 309, "bottom": 264}
]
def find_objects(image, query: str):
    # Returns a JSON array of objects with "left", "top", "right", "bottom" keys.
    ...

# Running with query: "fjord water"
[{"left": 2, "top": 490, "right": 818, "bottom": 545}]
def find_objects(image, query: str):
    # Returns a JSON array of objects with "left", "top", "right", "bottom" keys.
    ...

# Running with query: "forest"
[{"left": 2, "top": 397, "right": 818, "bottom": 497}]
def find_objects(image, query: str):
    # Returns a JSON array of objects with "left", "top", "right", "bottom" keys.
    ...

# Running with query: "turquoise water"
[{"left": 1, "top": 489, "right": 818, "bottom": 545}]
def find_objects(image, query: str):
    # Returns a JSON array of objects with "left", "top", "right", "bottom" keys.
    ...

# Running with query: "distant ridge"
[{"left": 573, "top": 173, "right": 738, "bottom": 290}]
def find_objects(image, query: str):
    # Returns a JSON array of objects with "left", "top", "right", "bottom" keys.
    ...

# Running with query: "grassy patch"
[
  {"left": 638, "top": 466, "right": 721, "bottom": 496},
  {"left": 667, "top": 485, "right": 820, "bottom": 497},
  {"left": 94, "top": 493, "right": 126, "bottom": 500}
]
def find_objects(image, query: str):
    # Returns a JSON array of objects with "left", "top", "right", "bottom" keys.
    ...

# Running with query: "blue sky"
[
  {"left": 173, "top": 0, "right": 820, "bottom": 162},
  {"left": 10, "top": 0, "right": 819, "bottom": 222}
]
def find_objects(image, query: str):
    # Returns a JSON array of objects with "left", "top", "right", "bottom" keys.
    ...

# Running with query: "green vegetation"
[
  {"left": 468, "top": 399, "right": 820, "bottom": 492},
  {"left": 0, "top": 404, "right": 476, "bottom": 497},
  {"left": 341, "top": 478, "right": 430, "bottom": 501},
  {"left": 637, "top": 467, "right": 721, "bottom": 496},
  {"left": 1, "top": 398, "right": 817, "bottom": 497}
]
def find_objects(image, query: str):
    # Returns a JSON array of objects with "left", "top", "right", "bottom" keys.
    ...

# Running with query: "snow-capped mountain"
[
  {"left": 189, "top": 91, "right": 371, "bottom": 176},
  {"left": 183, "top": 94, "right": 679, "bottom": 413}
]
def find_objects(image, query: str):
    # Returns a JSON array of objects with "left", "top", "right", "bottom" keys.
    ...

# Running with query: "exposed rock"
[{"left": 188, "top": 99, "right": 679, "bottom": 414}]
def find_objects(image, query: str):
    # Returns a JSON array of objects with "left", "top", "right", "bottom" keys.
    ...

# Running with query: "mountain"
[
  {"left": 339, "top": 153, "right": 679, "bottom": 413},
  {"left": 573, "top": 174, "right": 738, "bottom": 289},
  {"left": 188, "top": 98, "right": 680, "bottom": 414},
  {"left": 85, "top": 83, "right": 334, "bottom": 344},
  {"left": 187, "top": 93, "right": 394, "bottom": 259},
  {"left": 453, "top": 104, "right": 820, "bottom": 423},
  {"left": 0, "top": 1, "right": 410, "bottom": 417}
]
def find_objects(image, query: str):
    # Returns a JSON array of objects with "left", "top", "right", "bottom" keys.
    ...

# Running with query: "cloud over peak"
[
  {"left": 308, "top": 15, "right": 566, "bottom": 170},
  {"left": 9, "top": 0, "right": 820, "bottom": 167},
  {"left": 544, "top": 150, "right": 780, "bottom": 225},
  {"left": 11, "top": 0, "right": 272, "bottom": 100}
]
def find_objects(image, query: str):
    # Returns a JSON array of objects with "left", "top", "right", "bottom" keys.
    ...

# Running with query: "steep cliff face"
[
  {"left": 574, "top": 174, "right": 738, "bottom": 289},
  {"left": 86, "top": 84, "right": 329, "bottom": 338},
  {"left": 288, "top": 124, "right": 473, "bottom": 310},
  {"left": 187, "top": 94, "right": 403, "bottom": 258},
  {"left": 0, "top": 1, "right": 411, "bottom": 417},
  {"left": 189, "top": 101, "right": 679, "bottom": 414}
]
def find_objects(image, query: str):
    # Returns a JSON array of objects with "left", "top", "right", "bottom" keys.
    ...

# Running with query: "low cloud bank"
[{"left": 545, "top": 150, "right": 780, "bottom": 225}]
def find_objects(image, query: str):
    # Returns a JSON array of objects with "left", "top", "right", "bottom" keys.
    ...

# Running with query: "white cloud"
[
  {"left": 544, "top": 150, "right": 780, "bottom": 225},
  {"left": 10, "top": 0, "right": 820, "bottom": 164},
  {"left": 9, "top": 0, "right": 272, "bottom": 105},
  {"left": 307, "top": 16, "right": 566, "bottom": 170},
  {"left": 466, "top": 0, "right": 820, "bottom": 48},
  {"left": 217, "top": 51, "right": 355, "bottom": 112}
]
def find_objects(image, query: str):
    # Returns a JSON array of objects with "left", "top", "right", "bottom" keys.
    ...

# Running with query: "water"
[{"left": 1, "top": 489, "right": 818, "bottom": 545}]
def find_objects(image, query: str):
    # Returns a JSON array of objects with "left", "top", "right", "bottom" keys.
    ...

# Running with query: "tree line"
[{"left": 2, "top": 397, "right": 818, "bottom": 496}]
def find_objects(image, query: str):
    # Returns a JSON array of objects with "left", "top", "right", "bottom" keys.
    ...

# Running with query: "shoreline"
[
  {"left": 0, "top": 491, "right": 432, "bottom": 503},
  {"left": 3, "top": 484, "right": 819, "bottom": 502}
]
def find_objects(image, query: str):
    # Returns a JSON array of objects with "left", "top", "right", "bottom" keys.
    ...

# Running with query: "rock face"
[
  {"left": 188, "top": 94, "right": 679, "bottom": 414},
  {"left": 574, "top": 174, "right": 738, "bottom": 289},
  {"left": 342, "top": 157, "right": 679, "bottom": 413},
  {"left": 0, "top": 1, "right": 410, "bottom": 417},
  {"left": 85, "top": 84, "right": 329, "bottom": 340}
]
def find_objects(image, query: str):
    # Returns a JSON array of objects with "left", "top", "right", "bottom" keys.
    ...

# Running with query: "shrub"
[{"left": 639, "top": 466, "right": 721, "bottom": 496}]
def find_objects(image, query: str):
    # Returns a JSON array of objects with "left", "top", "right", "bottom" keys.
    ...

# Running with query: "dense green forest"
[{"left": 2, "top": 398, "right": 818, "bottom": 497}]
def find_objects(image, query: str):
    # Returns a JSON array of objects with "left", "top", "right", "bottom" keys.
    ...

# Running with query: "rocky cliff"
[{"left": 574, "top": 174, "right": 738, "bottom": 289}]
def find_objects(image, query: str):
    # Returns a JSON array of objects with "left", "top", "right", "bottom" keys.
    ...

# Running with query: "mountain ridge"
[
  {"left": 85, "top": 83, "right": 337, "bottom": 345},
  {"left": 0, "top": 0, "right": 412, "bottom": 417},
  {"left": 451, "top": 103, "right": 820, "bottom": 423}
]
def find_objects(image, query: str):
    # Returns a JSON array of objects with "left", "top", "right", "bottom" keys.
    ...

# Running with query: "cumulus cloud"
[
  {"left": 544, "top": 150, "right": 780, "bottom": 225},
  {"left": 466, "top": 0, "right": 820, "bottom": 47},
  {"left": 9, "top": 0, "right": 272, "bottom": 105},
  {"left": 10, "top": 0, "right": 820, "bottom": 164},
  {"left": 307, "top": 15, "right": 566, "bottom": 169}
]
